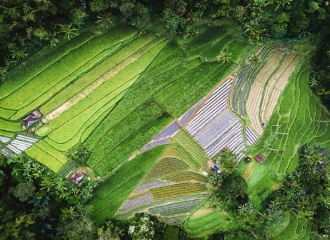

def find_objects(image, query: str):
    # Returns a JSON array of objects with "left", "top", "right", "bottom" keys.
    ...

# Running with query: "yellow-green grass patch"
[{"left": 26, "top": 145, "right": 65, "bottom": 172}]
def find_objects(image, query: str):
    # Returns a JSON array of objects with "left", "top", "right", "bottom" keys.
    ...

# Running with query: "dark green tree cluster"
[
  {"left": 208, "top": 149, "right": 248, "bottom": 210},
  {"left": 0, "top": 0, "right": 88, "bottom": 74},
  {"left": 0, "top": 155, "right": 98, "bottom": 239},
  {"left": 310, "top": 33, "right": 330, "bottom": 109}
]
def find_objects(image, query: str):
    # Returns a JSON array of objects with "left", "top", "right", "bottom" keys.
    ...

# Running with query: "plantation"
[{"left": 0, "top": 19, "right": 329, "bottom": 239}]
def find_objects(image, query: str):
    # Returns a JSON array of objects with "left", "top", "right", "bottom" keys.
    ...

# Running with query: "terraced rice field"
[{"left": 0, "top": 22, "right": 325, "bottom": 239}]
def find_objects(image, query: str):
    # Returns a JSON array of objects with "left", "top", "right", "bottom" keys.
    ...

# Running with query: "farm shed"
[
  {"left": 211, "top": 165, "right": 222, "bottom": 174},
  {"left": 70, "top": 172, "right": 85, "bottom": 185},
  {"left": 255, "top": 154, "right": 265, "bottom": 163},
  {"left": 22, "top": 115, "right": 38, "bottom": 127},
  {"left": 22, "top": 110, "right": 42, "bottom": 127}
]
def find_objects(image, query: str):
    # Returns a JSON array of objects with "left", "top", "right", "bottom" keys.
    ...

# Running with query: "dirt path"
[{"left": 44, "top": 55, "right": 139, "bottom": 122}]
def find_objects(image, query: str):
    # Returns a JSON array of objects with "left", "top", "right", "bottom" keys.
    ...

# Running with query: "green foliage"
[{"left": 164, "top": 226, "right": 179, "bottom": 240}]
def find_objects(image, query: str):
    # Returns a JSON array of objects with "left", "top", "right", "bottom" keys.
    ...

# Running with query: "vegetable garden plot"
[
  {"left": 182, "top": 78, "right": 246, "bottom": 158},
  {"left": 150, "top": 183, "right": 207, "bottom": 200}
]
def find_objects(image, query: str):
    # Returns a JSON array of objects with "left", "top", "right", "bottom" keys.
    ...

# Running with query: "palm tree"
[
  {"left": 40, "top": 177, "right": 55, "bottom": 192},
  {"left": 217, "top": 49, "right": 232, "bottom": 64},
  {"left": 9, "top": 47, "right": 27, "bottom": 60},
  {"left": 58, "top": 23, "right": 78, "bottom": 40},
  {"left": 96, "top": 12, "right": 113, "bottom": 27},
  {"left": 61, "top": 206, "right": 76, "bottom": 220}
]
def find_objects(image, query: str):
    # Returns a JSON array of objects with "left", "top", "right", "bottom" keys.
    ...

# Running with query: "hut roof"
[
  {"left": 32, "top": 110, "right": 42, "bottom": 118},
  {"left": 70, "top": 172, "right": 85, "bottom": 185},
  {"left": 22, "top": 115, "right": 38, "bottom": 127},
  {"left": 255, "top": 154, "right": 265, "bottom": 163}
]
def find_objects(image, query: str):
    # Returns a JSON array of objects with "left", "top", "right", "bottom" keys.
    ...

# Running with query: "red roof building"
[
  {"left": 255, "top": 154, "right": 265, "bottom": 163},
  {"left": 70, "top": 172, "right": 85, "bottom": 185}
]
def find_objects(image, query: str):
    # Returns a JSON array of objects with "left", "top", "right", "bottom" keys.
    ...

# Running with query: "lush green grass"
[
  {"left": 0, "top": 130, "right": 15, "bottom": 137},
  {"left": 39, "top": 34, "right": 155, "bottom": 115},
  {"left": 32, "top": 140, "right": 67, "bottom": 164},
  {"left": 173, "top": 130, "right": 209, "bottom": 168},
  {"left": 84, "top": 58, "right": 201, "bottom": 151},
  {"left": 87, "top": 145, "right": 166, "bottom": 224},
  {"left": 87, "top": 101, "right": 164, "bottom": 166},
  {"left": 13, "top": 43, "right": 122, "bottom": 120}
]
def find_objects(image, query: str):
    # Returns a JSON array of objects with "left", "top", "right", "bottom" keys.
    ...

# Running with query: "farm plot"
[
  {"left": 116, "top": 142, "right": 208, "bottom": 222},
  {"left": 0, "top": 134, "right": 38, "bottom": 158},
  {"left": 242, "top": 59, "right": 330, "bottom": 212},
  {"left": 140, "top": 121, "right": 181, "bottom": 153},
  {"left": 245, "top": 50, "right": 301, "bottom": 136},
  {"left": 183, "top": 79, "right": 246, "bottom": 158},
  {"left": 88, "top": 146, "right": 166, "bottom": 224}
]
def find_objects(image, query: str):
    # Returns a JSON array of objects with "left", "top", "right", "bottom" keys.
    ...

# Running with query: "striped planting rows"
[
  {"left": 118, "top": 192, "right": 154, "bottom": 213},
  {"left": 195, "top": 110, "right": 239, "bottom": 149},
  {"left": 149, "top": 198, "right": 204, "bottom": 216},
  {"left": 245, "top": 127, "right": 259, "bottom": 145},
  {"left": 117, "top": 194, "right": 208, "bottom": 219},
  {"left": 205, "top": 121, "right": 243, "bottom": 157},
  {"left": 0, "top": 135, "right": 38, "bottom": 157},
  {"left": 133, "top": 180, "right": 169, "bottom": 194},
  {"left": 186, "top": 79, "right": 233, "bottom": 136},
  {"left": 0, "top": 136, "right": 10, "bottom": 143},
  {"left": 140, "top": 138, "right": 172, "bottom": 153},
  {"left": 178, "top": 101, "right": 202, "bottom": 125},
  {"left": 183, "top": 78, "right": 246, "bottom": 158},
  {"left": 153, "top": 121, "right": 180, "bottom": 141}
]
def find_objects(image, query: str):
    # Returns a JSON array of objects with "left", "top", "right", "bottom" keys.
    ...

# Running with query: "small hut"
[
  {"left": 255, "top": 154, "right": 265, "bottom": 163},
  {"left": 22, "top": 110, "right": 42, "bottom": 127},
  {"left": 70, "top": 172, "right": 85, "bottom": 185}
]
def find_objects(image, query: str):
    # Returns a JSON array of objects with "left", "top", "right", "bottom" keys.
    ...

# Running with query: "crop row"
[
  {"left": 32, "top": 140, "right": 67, "bottom": 164},
  {"left": 150, "top": 183, "right": 207, "bottom": 200},
  {"left": 87, "top": 101, "right": 164, "bottom": 166},
  {"left": 0, "top": 107, "right": 16, "bottom": 119},
  {"left": 92, "top": 114, "right": 173, "bottom": 176},
  {"left": 162, "top": 171, "right": 207, "bottom": 183},
  {"left": 154, "top": 60, "right": 235, "bottom": 117},
  {"left": 145, "top": 157, "right": 190, "bottom": 181},
  {"left": 149, "top": 198, "right": 205, "bottom": 217},
  {"left": 89, "top": 147, "right": 165, "bottom": 223},
  {"left": 12, "top": 44, "right": 122, "bottom": 120},
  {"left": 25, "top": 145, "right": 65, "bottom": 173},
  {"left": 117, "top": 194, "right": 208, "bottom": 219},
  {"left": 0, "top": 118, "right": 21, "bottom": 132},
  {"left": 174, "top": 130, "right": 208, "bottom": 166},
  {"left": 43, "top": 79, "right": 132, "bottom": 142}
]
